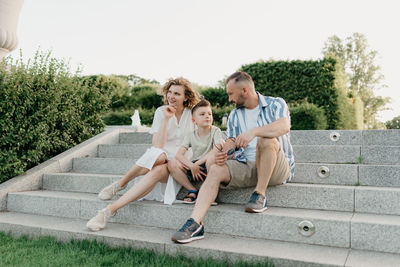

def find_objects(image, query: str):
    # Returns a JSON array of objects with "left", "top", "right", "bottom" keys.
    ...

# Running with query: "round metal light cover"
[
  {"left": 298, "top": 220, "right": 315, "bottom": 236},
  {"left": 317, "top": 166, "right": 330, "bottom": 178},
  {"left": 330, "top": 132, "right": 340, "bottom": 142}
]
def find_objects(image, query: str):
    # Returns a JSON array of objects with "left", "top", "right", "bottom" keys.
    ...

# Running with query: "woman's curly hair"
[{"left": 158, "top": 77, "right": 200, "bottom": 109}]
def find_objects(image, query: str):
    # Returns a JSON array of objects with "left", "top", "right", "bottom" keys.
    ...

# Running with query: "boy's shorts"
[
  {"left": 186, "top": 160, "right": 207, "bottom": 182},
  {"left": 221, "top": 147, "right": 290, "bottom": 189}
]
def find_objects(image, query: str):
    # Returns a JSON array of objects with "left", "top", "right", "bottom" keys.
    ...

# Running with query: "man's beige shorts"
[{"left": 221, "top": 148, "right": 290, "bottom": 189}]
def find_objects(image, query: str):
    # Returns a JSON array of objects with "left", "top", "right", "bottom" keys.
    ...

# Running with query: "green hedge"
[
  {"left": 102, "top": 108, "right": 156, "bottom": 126},
  {"left": 200, "top": 87, "right": 228, "bottom": 107},
  {"left": 386, "top": 115, "right": 400, "bottom": 129},
  {"left": 241, "top": 58, "right": 363, "bottom": 129},
  {"left": 0, "top": 51, "right": 111, "bottom": 183},
  {"left": 290, "top": 102, "right": 328, "bottom": 130}
]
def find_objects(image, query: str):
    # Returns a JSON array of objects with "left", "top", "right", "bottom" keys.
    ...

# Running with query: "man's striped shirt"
[{"left": 227, "top": 92, "right": 295, "bottom": 183}]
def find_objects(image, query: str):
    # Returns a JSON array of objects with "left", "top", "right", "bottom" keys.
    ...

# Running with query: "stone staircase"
[{"left": 1, "top": 130, "right": 400, "bottom": 266}]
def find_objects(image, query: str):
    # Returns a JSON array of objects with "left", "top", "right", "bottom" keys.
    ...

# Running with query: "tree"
[{"left": 322, "top": 33, "right": 390, "bottom": 129}]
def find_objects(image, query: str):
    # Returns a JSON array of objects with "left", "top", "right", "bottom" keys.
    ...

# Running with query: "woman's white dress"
[{"left": 134, "top": 105, "right": 193, "bottom": 204}]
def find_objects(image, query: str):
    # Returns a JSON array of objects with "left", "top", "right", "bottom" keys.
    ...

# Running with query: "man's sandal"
[{"left": 183, "top": 190, "right": 198, "bottom": 204}]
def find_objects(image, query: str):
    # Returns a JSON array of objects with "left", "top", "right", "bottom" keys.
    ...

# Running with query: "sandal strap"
[{"left": 184, "top": 190, "right": 198, "bottom": 202}]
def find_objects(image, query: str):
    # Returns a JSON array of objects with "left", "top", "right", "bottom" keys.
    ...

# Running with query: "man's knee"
[
  {"left": 257, "top": 137, "right": 280, "bottom": 152},
  {"left": 206, "top": 164, "right": 230, "bottom": 184}
]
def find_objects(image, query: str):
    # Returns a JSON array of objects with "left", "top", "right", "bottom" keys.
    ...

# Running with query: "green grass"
[{"left": 0, "top": 232, "right": 274, "bottom": 267}]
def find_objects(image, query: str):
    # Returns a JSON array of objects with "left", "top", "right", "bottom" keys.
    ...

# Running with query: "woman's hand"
[
  {"left": 165, "top": 105, "right": 177, "bottom": 119},
  {"left": 191, "top": 162, "right": 206, "bottom": 181}
]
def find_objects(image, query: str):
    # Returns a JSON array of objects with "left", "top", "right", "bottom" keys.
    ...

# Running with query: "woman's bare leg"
[
  {"left": 108, "top": 163, "right": 169, "bottom": 214},
  {"left": 118, "top": 153, "right": 167, "bottom": 187}
]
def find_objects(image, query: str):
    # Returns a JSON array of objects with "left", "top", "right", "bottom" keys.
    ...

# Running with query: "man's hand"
[
  {"left": 215, "top": 151, "right": 228, "bottom": 166},
  {"left": 190, "top": 162, "right": 206, "bottom": 181},
  {"left": 236, "top": 129, "right": 256, "bottom": 148},
  {"left": 165, "top": 105, "right": 176, "bottom": 119}
]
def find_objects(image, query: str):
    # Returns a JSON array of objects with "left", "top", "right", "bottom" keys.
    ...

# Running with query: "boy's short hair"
[{"left": 191, "top": 99, "right": 211, "bottom": 115}]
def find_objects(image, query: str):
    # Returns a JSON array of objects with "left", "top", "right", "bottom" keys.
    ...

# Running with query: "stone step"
[
  {"left": 97, "top": 143, "right": 400, "bottom": 165},
  {"left": 6, "top": 190, "right": 400, "bottom": 253},
  {"left": 72, "top": 157, "right": 136, "bottom": 174},
  {"left": 43, "top": 173, "right": 355, "bottom": 212},
  {"left": 7, "top": 190, "right": 353, "bottom": 248},
  {"left": 119, "top": 130, "right": 400, "bottom": 146},
  {"left": 98, "top": 144, "right": 363, "bottom": 164},
  {"left": 361, "top": 146, "right": 400, "bottom": 165},
  {"left": 72, "top": 158, "right": 400, "bottom": 188},
  {"left": 359, "top": 165, "right": 400, "bottom": 187},
  {"left": 5, "top": 213, "right": 399, "bottom": 267},
  {"left": 290, "top": 130, "right": 362, "bottom": 145},
  {"left": 293, "top": 163, "right": 358, "bottom": 185},
  {"left": 98, "top": 144, "right": 150, "bottom": 159},
  {"left": 119, "top": 132, "right": 152, "bottom": 144},
  {"left": 355, "top": 186, "right": 400, "bottom": 216},
  {"left": 294, "top": 145, "right": 360, "bottom": 163},
  {"left": 362, "top": 130, "right": 400, "bottom": 146}
]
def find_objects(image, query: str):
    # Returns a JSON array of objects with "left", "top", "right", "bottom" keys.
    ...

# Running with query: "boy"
[{"left": 168, "top": 99, "right": 223, "bottom": 204}]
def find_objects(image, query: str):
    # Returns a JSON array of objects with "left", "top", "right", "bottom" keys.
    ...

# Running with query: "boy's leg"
[{"left": 168, "top": 159, "right": 197, "bottom": 192}]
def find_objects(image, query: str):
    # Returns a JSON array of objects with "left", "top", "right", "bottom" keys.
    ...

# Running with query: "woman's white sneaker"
[
  {"left": 98, "top": 182, "right": 126, "bottom": 200},
  {"left": 86, "top": 207, "right": 114, "bottom": 231}
]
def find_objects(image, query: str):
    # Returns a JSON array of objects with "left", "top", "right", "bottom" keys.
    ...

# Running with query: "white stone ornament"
[
  {"left": 131, "top": 109, "right": 141, "bottom": 131},
  {"left": 0, "top": 0, "right": 24, "bottom": 59}
]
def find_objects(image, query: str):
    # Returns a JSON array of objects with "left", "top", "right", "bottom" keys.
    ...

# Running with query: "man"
[{"left": 172, "top": 71, "right": 295, "bottom": 244}]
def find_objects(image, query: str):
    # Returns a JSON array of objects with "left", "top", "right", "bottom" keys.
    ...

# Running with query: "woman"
[{"left": 87, "top": 77, "right": 200, "bottom": 231}]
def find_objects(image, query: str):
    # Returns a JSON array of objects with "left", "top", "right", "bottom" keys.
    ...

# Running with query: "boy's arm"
[
  {"left": 175, "top": 146, "right": 195, "bottom": 170},
  {"left": 195, "top": 128, "right": 224, "bottom": 166},
  {"left": 194, "top": 146, "right": 219, "bottom": 166}
]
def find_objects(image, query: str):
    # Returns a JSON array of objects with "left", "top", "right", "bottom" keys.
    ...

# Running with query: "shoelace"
[
  {"left": 179, "top": 219, "right": 195, "bottom": 231},
  {"left": 249, "top": 192, "right": 261, "bottom": 203}
]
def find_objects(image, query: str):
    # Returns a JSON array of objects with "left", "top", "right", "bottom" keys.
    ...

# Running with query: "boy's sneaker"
[
  {"left": 86, "top": 207, "right": 114, "bottom": 231},
  {"left": 171, "top": 218, "right": 204, "bottom": 243},
  {"left": 98, "top": 182, "right": 126, "bottom": 200},
  {"left": 245, "top": 191, "right": 268, "bottom": 213}
]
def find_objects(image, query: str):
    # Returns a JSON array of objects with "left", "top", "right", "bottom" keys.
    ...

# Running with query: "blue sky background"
[{"left": 11, "top": 0, "right": 400, "bottom": 122}]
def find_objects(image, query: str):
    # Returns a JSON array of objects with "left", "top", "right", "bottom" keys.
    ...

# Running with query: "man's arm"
[{"left": 236, "top": 117, "right": 290, "bottom": 149}]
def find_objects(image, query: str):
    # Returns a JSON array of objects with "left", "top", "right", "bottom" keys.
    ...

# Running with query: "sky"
[{"left": 9, "top": 0, "right": 400, "bottom": 122}]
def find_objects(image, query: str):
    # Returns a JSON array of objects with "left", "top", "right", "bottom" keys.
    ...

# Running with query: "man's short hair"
[
  {"left": 191, "top": 99, "right": 211, "bottom": 115},
  {"left": 225, "top": 71, "right": 254, "bottom": 87}
]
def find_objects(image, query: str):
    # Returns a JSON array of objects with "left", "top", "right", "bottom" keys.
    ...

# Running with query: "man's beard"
[{"left": 234, "top": 95, "right": 246, "bottom": 108}]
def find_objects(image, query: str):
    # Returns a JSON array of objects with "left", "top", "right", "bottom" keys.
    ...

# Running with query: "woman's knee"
[
  {"left": 257, "top": 137, "right": 279, "bottom": 151},
  {"left": 150, "top": 164, "right": 169, "bottom": 181},
  {"left": 154, "top": 153, "right": 167, "bottom": 165},
  {"left": 167, "top": 159, "right": 178, "bottom": 171}
]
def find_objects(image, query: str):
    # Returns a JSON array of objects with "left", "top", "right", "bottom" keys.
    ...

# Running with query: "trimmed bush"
[
  {"left": 240, "top": 58, "right": 362, "bottom": 129},
  {"left": 0, "top": 51, "right": 111, "bottom": 183},
  {"left": 201, "top": 87, "right": 229, "bottom": 107},
  {"left": 102, "top": 108, "right": 155, "bottom": 126},
  {"left": 135, "top": 90, "right": 163, "bottom": 110},
  {"left": 290, "top": 102, "right": 328, "bottom": 130},
  {"left": 212, "top": 105, "right": 234, "bottom": 127},
  {"left": 386, "top": 115, "right": 400, "bottom": 129}
]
